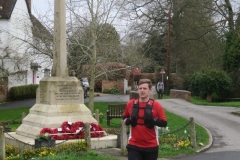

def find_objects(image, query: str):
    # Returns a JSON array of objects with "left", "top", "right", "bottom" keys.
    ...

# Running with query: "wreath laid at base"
[{"left": 40, "top": 121, "right": 104, "bottom": 140}]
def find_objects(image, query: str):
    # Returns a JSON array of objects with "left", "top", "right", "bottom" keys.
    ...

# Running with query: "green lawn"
[
  {"left": 190, "top": 96, "right": 240, "bottom": 107},
  {"left": 2, "top": 94, "right": 240, "bottom": 159},
  {"left": 1, "top": 101, "right": 210, "bottom": 159},
  {"left": 0, "top": 107, "right": 30, "bottom": 123}
]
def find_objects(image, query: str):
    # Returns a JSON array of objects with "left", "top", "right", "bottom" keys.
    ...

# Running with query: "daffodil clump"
[
  {"left": 5, "top": 153, "right": 20, "bottom": 160},
  {"left": 176, "top": 139, "right": 191, "bottom": 148},
  {"left": 160, "top": 133, "right": 177, "bottom": 144},
  {"left": 38, "top": 147, "right": 55, "bottom": 157},
  {"left": 159, "top": 128, "right": 193, "bottom": 150},
  {"left": 159, "top": 127, "right": 176, "bottom": 144},
  {"left": 175, "top": 130, "right": 191, "bottom": 149},
  {"left": 5, "top": 141, "right": 86, "bottom": 160},
  {"left": 5, "top": 145, "right": 19, "bottom": 156},
  {"left": 5, "top": 144, "right": 20, "bottom": 160}
]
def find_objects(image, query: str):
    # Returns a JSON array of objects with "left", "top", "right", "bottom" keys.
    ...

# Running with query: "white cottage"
[{"left": 0, "top": 0, "right": 52, "bottom": 100}]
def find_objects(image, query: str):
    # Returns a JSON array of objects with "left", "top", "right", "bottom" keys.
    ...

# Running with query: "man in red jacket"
[{"left": 123, "top": 79, "right": 167, "bottom": 160}]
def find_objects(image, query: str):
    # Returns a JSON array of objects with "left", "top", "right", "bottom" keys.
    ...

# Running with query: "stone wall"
[
  {"left": 102, "top": 79, "right": 125, "bottom": 94},
  {"left": 129, "top": 91, "right": 139, "bottom": 99},
  {"left": 170, "top": 89, "right": 191, "bottom": 101},
  {"left": 0, "top": 77, "right": 8, "bottom": 102},
  {"left": 116, "top": 79, "right": 124, "bottom": 94}
]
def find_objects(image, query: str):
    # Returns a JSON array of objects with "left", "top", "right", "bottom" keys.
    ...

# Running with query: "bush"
[
  {"left": 103, "top": 88, "right": 120, "bottom": 94},
  {"left": 5, "top": 144, "right": 19, "bottom": 157},
  {"left": 8, "top": 84, "right": 39, "bottom": 101},
  {"left": 189, "top": 68, "right": 233, "bottom": 98},
  {"left": 55, "top": 141, "right": 86, "bottom": 153},
  {"left": 5, "top": 141, "right": 86, "bottom": 160}
]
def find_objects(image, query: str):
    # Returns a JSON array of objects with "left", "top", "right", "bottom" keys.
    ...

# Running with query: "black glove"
[
  {"left": 153, "top": 119, "right": 167, "bottom": 127},
  {"left": 124, "top": 118, "right": 132, "bottom": 125}
]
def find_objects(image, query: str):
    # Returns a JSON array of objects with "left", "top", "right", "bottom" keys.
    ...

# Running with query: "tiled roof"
[
  {"left": 0, "top": 0, "right": 52, "bottom": 41},
  {"left": 0, "top": 0, "right": 31, "bottom": 19},
  {"left": 31, "top": 14, "right": 52, "bottom": 38},
  {"left": 0, "top": 0, "right": 52, "bottom": 44},
  {"left": 0, "top": 0, "right": 17, "bottom": 19},
  {"left": 25, "top": 0, "right": 31, "bottom": 15}
]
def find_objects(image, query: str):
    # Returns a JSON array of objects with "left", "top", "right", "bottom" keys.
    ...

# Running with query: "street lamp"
[{"left": 44, "top": 69, "right": 51, "bottom": 77}]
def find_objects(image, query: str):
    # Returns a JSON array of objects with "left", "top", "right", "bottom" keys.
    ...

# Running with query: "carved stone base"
[{"left": 16, "top": 77, "right": 97, "bottom": 139}]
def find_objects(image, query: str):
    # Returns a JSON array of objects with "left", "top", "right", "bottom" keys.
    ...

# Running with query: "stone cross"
[{"left": 51, "top": 0, "right": 68, "bottom": 77}]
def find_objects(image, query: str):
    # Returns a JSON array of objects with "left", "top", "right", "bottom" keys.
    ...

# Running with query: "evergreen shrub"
[
  {"left": 189, "top": 68, "right": 233, "bottom": 98},
  {"left": 8, "top": 84, "right": 39, "bottom": 101}
]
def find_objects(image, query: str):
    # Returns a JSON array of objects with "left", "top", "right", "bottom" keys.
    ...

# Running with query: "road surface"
[{"left": 159, "top": 99, "right": 240, "bottom": 160}]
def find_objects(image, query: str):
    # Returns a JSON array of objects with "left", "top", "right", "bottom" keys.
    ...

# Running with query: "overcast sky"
[
  {"left": 31, "top": 0, "right": 130, "bottom": 38},
  {"left": 32, "top": 0, "right": 52, "bottom": 17}
]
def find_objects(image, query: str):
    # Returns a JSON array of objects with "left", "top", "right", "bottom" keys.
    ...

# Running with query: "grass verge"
[
  {"left": 31, "top": 151, "right": 119, "bottom": 160},
  {"left": 190, "top": 96, "right": 240, "bottom": 107},
  {"left": 1, "top": 101, "right": 209, "bottom": 159}
]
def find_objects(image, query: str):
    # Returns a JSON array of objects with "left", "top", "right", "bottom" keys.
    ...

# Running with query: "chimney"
[{"left": 27, "top": 0, "right": 31, "bottom": 13}]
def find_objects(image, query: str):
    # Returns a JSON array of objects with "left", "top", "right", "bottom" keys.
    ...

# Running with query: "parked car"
[
  {"left": 80, "top": 81, "right": 87, "bottom": 98},
  {"left": 81, "top": 77, "right": 90, "bottom": 90}
]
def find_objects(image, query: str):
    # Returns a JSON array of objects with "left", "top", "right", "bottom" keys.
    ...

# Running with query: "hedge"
[{"left": 8, "top": 84, "right": 39, "bottom": 101}]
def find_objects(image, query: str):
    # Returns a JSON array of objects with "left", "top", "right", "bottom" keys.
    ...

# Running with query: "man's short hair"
[{"left": 138, "top": 79, "right": 152, "bottom": 89}]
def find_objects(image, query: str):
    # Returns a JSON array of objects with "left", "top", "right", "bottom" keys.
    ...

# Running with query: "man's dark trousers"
[{"left": 158, "top": 89, "right": 163, "bottom": 99}]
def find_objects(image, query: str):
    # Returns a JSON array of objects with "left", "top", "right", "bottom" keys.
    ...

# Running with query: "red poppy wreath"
[{"left": 40, "top": 121, "right": 104, "bottom": 140}]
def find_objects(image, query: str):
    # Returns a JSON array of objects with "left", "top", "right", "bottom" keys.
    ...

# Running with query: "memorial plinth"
[
  {"left": 16, "top": 0, "right": 98, "bottom": 139},
  {"left": 16, "top": 77, "right": 97, "bottom": 139}
]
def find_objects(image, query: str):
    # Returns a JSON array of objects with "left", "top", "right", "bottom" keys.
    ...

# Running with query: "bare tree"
[
  {"left": 0, "top": 1, "right": 54, "bottom": 83},
  {"left": 65, "top": 0, "right": 132, "bottom": 112},
  {"left": 2, "top": 0, "right": 155, "bottom": 111},
  {"left": 0, "top": 8, "right": 45, "bottom": 88},
  {"left": 125, "top": 0, "right": 240, "bottom": 75}
]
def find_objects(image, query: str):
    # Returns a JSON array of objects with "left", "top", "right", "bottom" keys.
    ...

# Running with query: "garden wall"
[
  {"left": 170, "top": 89, "right": 191, "bottom": 101},
  {"left": 0, "top": 77, "right": 8, "bottom": 102},
  {"left": 102, "top": 79, "right": 125, "bottom": 94}
]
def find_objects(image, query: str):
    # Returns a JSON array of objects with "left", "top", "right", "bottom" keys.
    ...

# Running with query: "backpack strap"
[
  {"left": 131, "top": 98, "right": 139, "bottom": 127},
  {"left": 144, "top": 98, "right": 155, "bottom": 129}
]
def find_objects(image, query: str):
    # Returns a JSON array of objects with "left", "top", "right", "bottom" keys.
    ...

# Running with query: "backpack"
[{"left": 131, "top": 98, "right": 155, "bottom": 129}]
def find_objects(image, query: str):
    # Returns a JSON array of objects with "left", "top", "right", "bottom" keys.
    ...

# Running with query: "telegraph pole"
[{"left": 166, "top": 7, "right": 171, "bottom": 95}]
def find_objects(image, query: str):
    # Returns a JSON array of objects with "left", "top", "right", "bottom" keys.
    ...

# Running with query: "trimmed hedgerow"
[{"left": 8, "top": 84, "right": 39, "bottom": 101}]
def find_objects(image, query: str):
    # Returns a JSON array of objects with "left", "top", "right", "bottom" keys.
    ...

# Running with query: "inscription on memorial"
[
  {"left": 40, "top": 84, "right": 49, "bottom": 104},
  {"left": 55, "top": 85, "right": 80, "bottom": 100}
]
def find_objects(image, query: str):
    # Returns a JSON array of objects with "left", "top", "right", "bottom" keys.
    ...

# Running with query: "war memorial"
[{"left": 4, "top": 0, "right": 118, "bottom": 150}]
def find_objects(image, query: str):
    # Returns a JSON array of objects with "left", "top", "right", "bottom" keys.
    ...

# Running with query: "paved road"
[
  {"left": 159, "top": 99, "right": 240, "bottom": 160},
  {"left": 1, "top": 92, "right": 240, "bottom": 160},
  {"left": 0, "top": 99, "right": 36, "bottom": 109}
]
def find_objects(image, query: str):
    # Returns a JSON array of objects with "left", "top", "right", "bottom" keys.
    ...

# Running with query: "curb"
[{"left": 196, "top": 123, "right": 213, "bottom": 153}]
